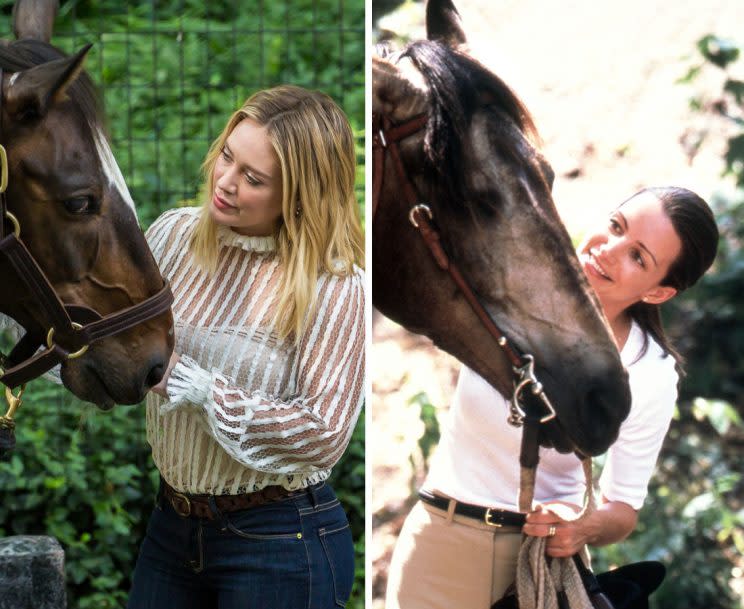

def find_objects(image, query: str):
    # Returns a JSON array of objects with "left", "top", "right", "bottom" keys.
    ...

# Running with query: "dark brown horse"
[
  {"left": 373, "top": 0, "right": 630, "bottom": 457},
  {"left": 0, "top": 0, "right": 173, "bottom": 409}
]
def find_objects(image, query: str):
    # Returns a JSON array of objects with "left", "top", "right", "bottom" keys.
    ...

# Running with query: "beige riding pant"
[{"left": 386, "top": 499, "right": 523, "bottom": 609}]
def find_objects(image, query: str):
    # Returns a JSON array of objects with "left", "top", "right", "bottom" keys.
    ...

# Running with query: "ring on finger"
[{"left": 548, "top": 525, "right": 557, "bottom": 537}]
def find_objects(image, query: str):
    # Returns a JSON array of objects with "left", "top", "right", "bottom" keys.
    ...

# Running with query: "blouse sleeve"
[
  {"left": 598, "top": 352, "right": 678, "bottom": 510},
  {"left": 163, "top": 269, "right": 365, "bottom": 475}
]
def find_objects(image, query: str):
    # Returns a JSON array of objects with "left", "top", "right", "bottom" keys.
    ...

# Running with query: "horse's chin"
[
  {"left": 94, "top": 398, "right": 116, "bottom": 412},
  {"left": 60, "top": 361, "right": 143, "bottom": 409}
]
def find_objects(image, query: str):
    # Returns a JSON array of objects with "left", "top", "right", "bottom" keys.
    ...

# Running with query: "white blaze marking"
[{"left": 92, "top": 126, "right": 138, "bottom": 224}]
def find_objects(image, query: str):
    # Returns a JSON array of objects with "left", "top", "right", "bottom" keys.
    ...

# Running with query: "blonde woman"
[{"left": 127, "top": 85, "right": 365, "bottom": 609}]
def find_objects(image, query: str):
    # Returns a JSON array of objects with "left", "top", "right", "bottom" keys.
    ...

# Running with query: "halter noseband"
[
  {"left": 373, "top": 110, "right": 556, "bottom": 428},
  {"left": 0, "top": 67, "right": 173, "bottom": 428}
]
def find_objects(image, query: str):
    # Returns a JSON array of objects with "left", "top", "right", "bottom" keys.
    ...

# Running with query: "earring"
[{"left": 295, "top": 203, "right": 302, "bottom": 219}]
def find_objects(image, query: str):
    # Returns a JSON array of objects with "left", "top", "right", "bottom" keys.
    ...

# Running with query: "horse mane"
[
  {"left": 0, "top": 39, "right": 103, "bottom": 131},
  {"left": 402, "top": 40, "right": 542, "bottom": 214}
]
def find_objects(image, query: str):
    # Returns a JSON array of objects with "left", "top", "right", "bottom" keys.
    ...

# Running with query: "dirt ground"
[{"left": 371, "top": 1, "right": 742, "bottom": 606}]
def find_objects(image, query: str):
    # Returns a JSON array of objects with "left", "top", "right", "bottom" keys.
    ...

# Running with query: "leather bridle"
[
  {"left": 373, "top": 110, "right": 565, "bottom": 508},
  {"left": 0, "top": 67, "right": 173, "bottom": 430}
]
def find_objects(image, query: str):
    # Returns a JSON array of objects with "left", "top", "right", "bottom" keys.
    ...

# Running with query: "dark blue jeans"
[{"left": 127, "top": 482, "right": 354, "bottom": 609}]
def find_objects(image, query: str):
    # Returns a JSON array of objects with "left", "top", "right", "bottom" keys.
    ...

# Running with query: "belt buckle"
[
  {"left": 170, "top": 491, "right": 192, "bottom": 517},
  {"left": 484, "top": 508, "right": 502, "bottom": 528}
]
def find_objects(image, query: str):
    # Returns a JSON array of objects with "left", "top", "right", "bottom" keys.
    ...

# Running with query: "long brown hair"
[{"left": 625, "top": 186, "right": 719, "bottom": 367}]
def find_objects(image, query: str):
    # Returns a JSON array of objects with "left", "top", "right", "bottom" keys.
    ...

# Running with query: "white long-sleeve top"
[{"left": 145, "top": 207, "right": 365, "bottom": 495}]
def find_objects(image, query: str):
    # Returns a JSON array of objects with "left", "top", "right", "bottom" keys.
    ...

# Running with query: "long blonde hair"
[{"left": 190, "top": 85, "right": 364, "bottom": 341}]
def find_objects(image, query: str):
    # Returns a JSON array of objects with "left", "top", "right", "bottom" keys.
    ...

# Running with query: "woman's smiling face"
[{"left": 577, "top": 191, "right": 682, "bottom": 314}]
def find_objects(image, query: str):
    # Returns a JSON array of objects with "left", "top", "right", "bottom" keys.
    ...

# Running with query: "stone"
[{"left": 0, "top": 536, "right": 65, "bottom": 609}]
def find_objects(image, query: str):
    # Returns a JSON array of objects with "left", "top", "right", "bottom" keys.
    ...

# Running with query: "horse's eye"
[{"left": 63, "top": 196, "right": 96, "bottom": 214}]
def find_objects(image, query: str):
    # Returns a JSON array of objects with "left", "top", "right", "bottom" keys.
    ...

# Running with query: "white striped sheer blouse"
[{"left": 145, "top": 207, "right": 365, "bottom": 495}]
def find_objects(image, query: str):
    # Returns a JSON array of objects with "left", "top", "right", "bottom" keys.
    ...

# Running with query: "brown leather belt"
[
  {"left": 419, "top": 489, "right": 526, "bottom": 528},
  {"left": 160, "top": 478, "right": 305, "bottom": 520}
]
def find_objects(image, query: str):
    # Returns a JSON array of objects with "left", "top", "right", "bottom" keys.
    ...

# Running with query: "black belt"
[{"left": 418, "top": 489, "right": 526, "bottom": 528}]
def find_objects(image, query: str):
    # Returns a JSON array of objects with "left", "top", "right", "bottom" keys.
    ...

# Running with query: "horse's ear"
[
  {"left": 373, "top": 56, "right": 428, "bottom": 121},
  {"left": 426, "top": 0, "right": 467, "bottom": 47},
  {"left": 4, "top": 44, "right": 91, "bottom": 122},
  {"left": 12, "top": 0, "right": 59, "bottom": 43}
]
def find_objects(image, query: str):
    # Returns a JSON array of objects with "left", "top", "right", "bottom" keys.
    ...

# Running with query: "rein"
[
  {"left": 0, "top": 67, "right": 174, "bottom": 448},
  {"left": 373, "top": 110, "right": 561, "bottom": 507}
]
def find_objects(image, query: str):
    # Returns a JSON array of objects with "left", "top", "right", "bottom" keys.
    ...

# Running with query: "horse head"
[
  {"left": 0, "top": 1, "right": 174, "bottom": 409},
  {"left": 373, "top": 0, "right": 630, "bottom": 456}
]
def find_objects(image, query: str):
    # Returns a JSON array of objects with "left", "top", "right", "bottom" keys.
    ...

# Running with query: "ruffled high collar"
[{"left": 217, "top": 225, "right": 276, "bottom": 253}]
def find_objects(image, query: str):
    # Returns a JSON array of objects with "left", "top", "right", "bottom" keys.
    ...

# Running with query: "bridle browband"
[
  {"left": 373, "top": 110, "right": 567, "bottom": 510},
  {"left": 0, "top": 66, "right": 173, "bottom": 437}
]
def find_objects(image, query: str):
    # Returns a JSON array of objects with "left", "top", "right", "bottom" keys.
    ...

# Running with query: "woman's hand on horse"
[
  {"left": 523, "top": 502, "right": 588, "bottom": 558},
  {"left": 150, "top": 352, "right": 180, "bottom": 397}
]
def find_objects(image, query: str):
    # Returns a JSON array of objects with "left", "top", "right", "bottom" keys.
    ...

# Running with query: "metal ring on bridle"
[
  {"left": 409, "top": 204, "right": 433, "bottom": 228},
  {"left": 4, "top": 211, "right": 20, "bottom": 238},
  {"left": 46, "top": 322, "right": 89, "bottom": 360},
  {"left": 0, "top": 144, "right": 8, "bottom": 194}
]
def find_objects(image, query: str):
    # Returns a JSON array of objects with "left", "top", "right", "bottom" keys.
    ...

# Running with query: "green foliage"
[
  {"left": 594, "top": 400, "right": 744, "bottom": 609},
  {"left": 594, "top": 34, "right": 744, "bottom": 609},
  {"left": 405, "top": 391, "right": 441, "bottom": 496},
  {"left": 0, "top": 1, "right": 365, "bottom": 608},
  {"left": 408, "top": 391, "right": 441, "bottom": 466},
  {"left": 0, "top": 380, "right": 156, "bottom": 609},
  {"left": 668, "top": 34, "right": 744, "bottom": 409},
  {"left": 697, "top": 35, "right": 741, "bottom": 70}
]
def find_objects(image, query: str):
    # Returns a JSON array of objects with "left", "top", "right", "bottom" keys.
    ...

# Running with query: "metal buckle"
[
  {"left": 409, "top": 204, "right": 432, "bottom": 228},
  {"left": 484, "top": 508, "right": 503, "bottom": 528},
  {"left": 46, "top": 322, "right": 89, "bottom": 360},
  {"left": 4, "top": 211, "right": 20, "bottom": 238},
  {"left": 170, "top": 492, "right": 192, "bottom": 517}
]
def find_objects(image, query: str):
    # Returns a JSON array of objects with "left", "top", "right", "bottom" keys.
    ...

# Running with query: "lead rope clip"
[
  {"left": 0, "top": 384, "right": 25, "bottom": 458},
  {"left": 508, "top": 355, "right": 556, "bottom": 427}
]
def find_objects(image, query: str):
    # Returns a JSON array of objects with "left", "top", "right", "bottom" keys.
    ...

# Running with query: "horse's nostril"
[{"left": 145, "top": 363, "right": 166, "bottom": 389}]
